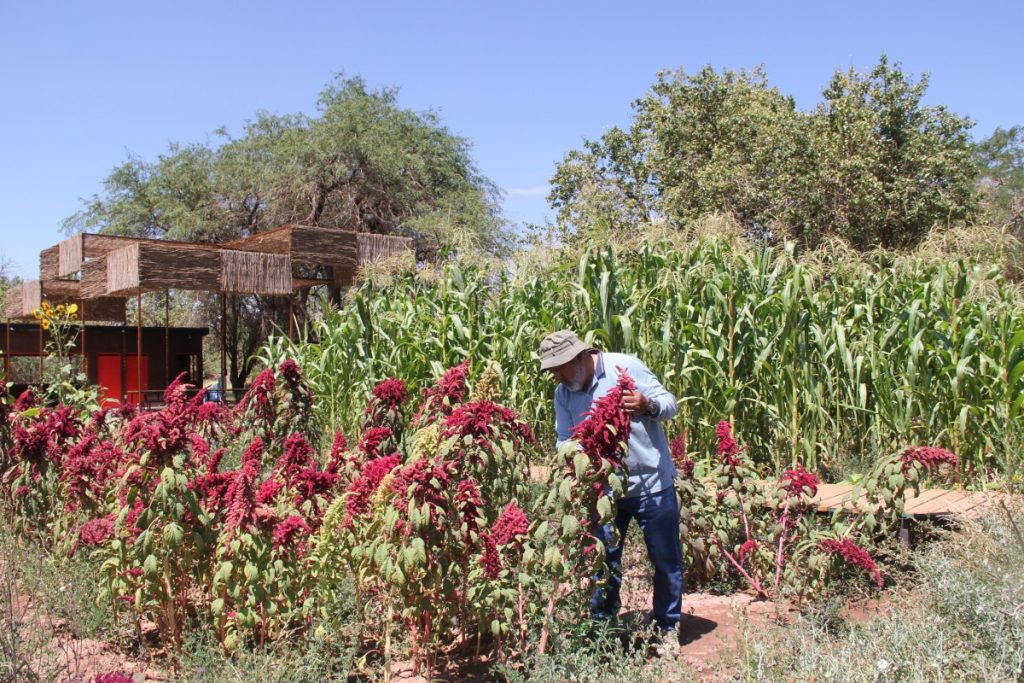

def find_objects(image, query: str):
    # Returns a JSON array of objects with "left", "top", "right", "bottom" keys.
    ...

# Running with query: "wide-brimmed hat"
[{"left": 539, "top": 330, "right": 592, "bottom": 370}]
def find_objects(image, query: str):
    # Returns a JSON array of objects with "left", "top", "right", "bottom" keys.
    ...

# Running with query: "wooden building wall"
[{"left": 1, "top": 323, "right": 208, "bottom": 404}]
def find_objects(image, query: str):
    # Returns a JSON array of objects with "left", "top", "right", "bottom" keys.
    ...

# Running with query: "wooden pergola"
[{"left": 3, "top": 226, "right": 413, "bottom": 405}]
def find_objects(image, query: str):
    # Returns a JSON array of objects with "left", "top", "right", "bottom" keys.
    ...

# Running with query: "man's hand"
[{"left": 620, "top": 389, "right": 650, "bottom": 415}]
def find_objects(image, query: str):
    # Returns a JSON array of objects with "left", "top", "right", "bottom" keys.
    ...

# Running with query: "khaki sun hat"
[{"left": 539, "top": 330, "right": 592, "bottom": 370}]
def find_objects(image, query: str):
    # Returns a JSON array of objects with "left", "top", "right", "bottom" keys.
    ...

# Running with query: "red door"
[{"left": 97, "top": 355, "right": 148, "bottom": 406}]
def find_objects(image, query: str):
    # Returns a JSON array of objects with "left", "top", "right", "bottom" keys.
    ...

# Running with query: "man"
[{"left": 539, "top": 329, "right": 683, "bottom": 648}]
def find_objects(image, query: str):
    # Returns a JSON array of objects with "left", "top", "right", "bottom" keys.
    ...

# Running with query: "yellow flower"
[
  {"left": 56, "top": 304, "right": 66, "bottom": 315},
  {"left": 67, "top": 303, "right": 78, "bottom": 315},
  {"left": 42, "top": 302, "right": 53, "bottom": 315},
  {"left": 41, "top": 319, "right": 51, "bottom": 330},
  {"left": 32, "top": 308, "right": 42, "bottom": 320}
]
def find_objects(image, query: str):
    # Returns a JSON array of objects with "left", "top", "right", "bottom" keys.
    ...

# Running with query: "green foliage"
[
  {"left": 976, "top": 125, "right": 1024, "bottom": 240},
  {"left": 550, "top": 57, "right": 979, "bottom": 251},
  {"left": 268, "top": 240, "right": 1024, "bottom": 482},
  {"left": 737, "top": 503, "right": 1024, "bottom": 681}
]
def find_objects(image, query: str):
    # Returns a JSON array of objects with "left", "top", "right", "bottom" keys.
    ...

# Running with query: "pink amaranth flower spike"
[
  {"left": 492, "top": 501, "right": 529, "bottom": 546},
  {"left": 77, "top": 516, "right": 115, "bottom": 546},
  {"left": 370, "top": 378, "right": 409, "bottom": 410},
  {"left": 91, "top": 673, "right": 136, "bottom": 683},
  {"left": 413, "top": 360, "right": 470, "bottom": 425},
  {"left": 480, "top": 532, "right": 501, "bottom": 579},
  {"left": 441, "top": 401, "right": 536, "bottom": 447},
  {"left": 239, "top": 368, "right": 275, "bottom": 416},
  {"left": 738, "top": 539, "right": 759, "bottom": 564},
  {"left": 272, "top": 515, "right": 311, "bottom": 550},
  {"left": 279, "top": 359, "right": 302, "bottom": 386},
  {"left": 779, "top": 465, "right": 819, "bottom": 499},
  {"left": 343, "top": 454, "right": 401, "bottom": 525},
  {"left": 455, "top": 478, "right": 484, "bottom": 534},
  {"left": 570, "top": 367, "right": 636, "bottom": 469},
  {"left": 819, "top": 538, "right": 883, "bottom": 588},
  {"left": 900, "top": 446, "right": 958, "bottom": 475},
  {"left": 715, "top": 420, "right": 743, "bottom": 471},
  {"left": 357, "top": 427, "right": 394, "bottom": 459}
]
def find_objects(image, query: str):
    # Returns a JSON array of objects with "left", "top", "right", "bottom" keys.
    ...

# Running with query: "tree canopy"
[
  {"left": 549, "top": 56, "right": 979, "bottom": 251},
  {"left": 65, "top": 76, "right": 510, "bottom": 255}
]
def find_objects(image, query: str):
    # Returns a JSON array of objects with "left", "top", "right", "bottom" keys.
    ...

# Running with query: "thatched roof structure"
[{"left": 14, "top": 225, "right": 413, "bottom": 311}]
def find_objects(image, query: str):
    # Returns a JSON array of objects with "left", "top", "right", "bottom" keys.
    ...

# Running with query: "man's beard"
[{"left": 563, "top": 362, "right": 587, "bottom": 392}]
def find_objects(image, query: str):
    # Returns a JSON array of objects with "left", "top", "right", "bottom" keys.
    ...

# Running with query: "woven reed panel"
[
  {"left": 107, "top": 242, "right": 221, "bottom": 294},
  {"left": 58, "top": 234, "right": 85, "bottom": 277},
  {"left": 4, "top": 285, "right": 25, "bottom": 320},
  {"left": 220, "top": 250, "right": 293, "bottom": 295},
  {"left": 290, "top": 225, "right": 357, "bottom": 268},
  {"left": 40, "top": 246, "right": 59, "bottom": 280},
  {"left": 81, "top": 257, "right": 108, "bottom": 299}
]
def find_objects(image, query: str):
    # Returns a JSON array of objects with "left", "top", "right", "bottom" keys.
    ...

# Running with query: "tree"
[
  {"left": 975, "top": 125, "right": 1024, "bottom": 235},
  {"left": 65, "top": 76, "right": 510, "bottom": 388},
  {"left": 549, "top": 58, "right": 980, "bottom": 251},
  {"left": 808, "top": 55, "right": 978, "bottom": 249}
]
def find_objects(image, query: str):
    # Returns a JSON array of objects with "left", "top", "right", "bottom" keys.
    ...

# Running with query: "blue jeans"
[{"left": 589, "top": 487, "right": 684, "bottom": 630}]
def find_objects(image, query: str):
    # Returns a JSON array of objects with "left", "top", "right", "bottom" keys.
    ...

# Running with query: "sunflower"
[
  {"left": 67, "top": 303, "right": 79, "bottom": 315},
  {"left": 32, "top": 308, "right": 42, "bottom": 320},
  {"left": 41, "top": 319, "right": 51, "bottom": 330}
]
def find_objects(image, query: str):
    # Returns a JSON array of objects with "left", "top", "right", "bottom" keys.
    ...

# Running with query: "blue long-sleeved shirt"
[{"left": 553, "top": 352, "right": 678, "bottom": 498}]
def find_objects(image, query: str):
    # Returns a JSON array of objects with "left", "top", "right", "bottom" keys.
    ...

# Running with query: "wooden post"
[
  {"left": 219, "top": 294, "right": 227, "bottom": 404},
  {"left": 3, "top": 318, "right": 9, "bottom": 382},
  {"left": 164, "top": 290, "right": 170, "bottom": 387},
  {"left": 120, "top": 329, "right": 126, "bottom": 404},
  {"left": 80, "top": 298, "right": 86, "bottom": 381},
  {"left": 288, "top": 297, "right": 294, "bottom": 339},
  {"left": 38, "top": 315, "right": 44, "bottom": 384},
  {"left": 136, "top": 290, "right": 143, "bottom": 406}
]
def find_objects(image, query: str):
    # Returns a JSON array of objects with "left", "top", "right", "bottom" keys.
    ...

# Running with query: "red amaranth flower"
[
  {"left": 279, "top": 359, "right": 302, "bottom": 386},
  {"left": 900, "top": 446, "right": 958, "bottom": 475},
  {"left": 239, "top": 368, "right": 275, "bottom": 417},
  {"left": 819, "top": 538, "right": 883, "bottom": 588},
  {"left": 715, "top": 420, "right": 742, "bottom": 471},
  {"left": 357, "top": 426, "right": 394, "bottom": 459},
  {"left": 370, "top": 378, "right": 408, "bottom": 410},
  {"left": 388, "top": 458, "right": 454, "bottom": 521},
  {"left": 327, "top": 430, "right": 349, "bottom": 474},
  {"left": 277, "top": 433, "right": 315, "bottom": 481},
  {"left": 670, "top": 433, "right": 695, "bottom": 479},
  {"left": 779, "top": 465, "right": 819, "bottom": 499},
  {"left": 413, "top": 360, "right": 470, "bottom": 425},
  {"left": 492, "top": 502, "right": 529, "bottom": 547},
  {"left": 293, "top": 466, "right": 339, "bottom": 506},
  {"left": 480, "top": 532, "right": 501, "bottom": 580},
  {"left": 738, "top": 539, "right": 759, "bottom": 564},
  {"left": 272, "top": 515, "right": 310, "bottom": 550},
  {"left": 455, "top": 478, "right": 484, "bottom": 537},
  {"left": 255, "top": 478, "right": 284, "bottom": 505},
  {"left": 442, "top": 401, "right": 536, "bottom": 448},
  {"left": 14, "top": 389, "right": 37, "bottom": 412},
  {"left": 571, "top": 368, "right": 635, "bottom": 468},
  {"left": 344, "top": 454, "right": 401, "bottom": 525},
  {"left": 91, "top": 672, "right": 136, "bottom": 683},
  {"left": 77, "top": 516, "right": 115, "bottom": 546},
  {"left": 224, "top": 440, "right": 263, "bottom": 532},
  {"left": 241, "top": 437, "right": 264, "bottom": 468}
]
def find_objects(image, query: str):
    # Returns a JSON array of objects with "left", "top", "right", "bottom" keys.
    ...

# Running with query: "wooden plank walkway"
[
  {"left": 809, "top": 483, "right": 1007, "bottom": 519},
  {"left": 529, "top": 467, "right": 1009, "bottom": 519}
]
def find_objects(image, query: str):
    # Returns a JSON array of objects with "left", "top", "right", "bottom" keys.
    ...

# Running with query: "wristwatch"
[{"left": 644, "top": 398, "right": 659, "bottom": 418}]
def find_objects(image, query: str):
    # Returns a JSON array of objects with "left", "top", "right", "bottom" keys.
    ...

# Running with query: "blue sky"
[{"left": 1, "top": 0, "right": 1021, "bottom": 280}]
